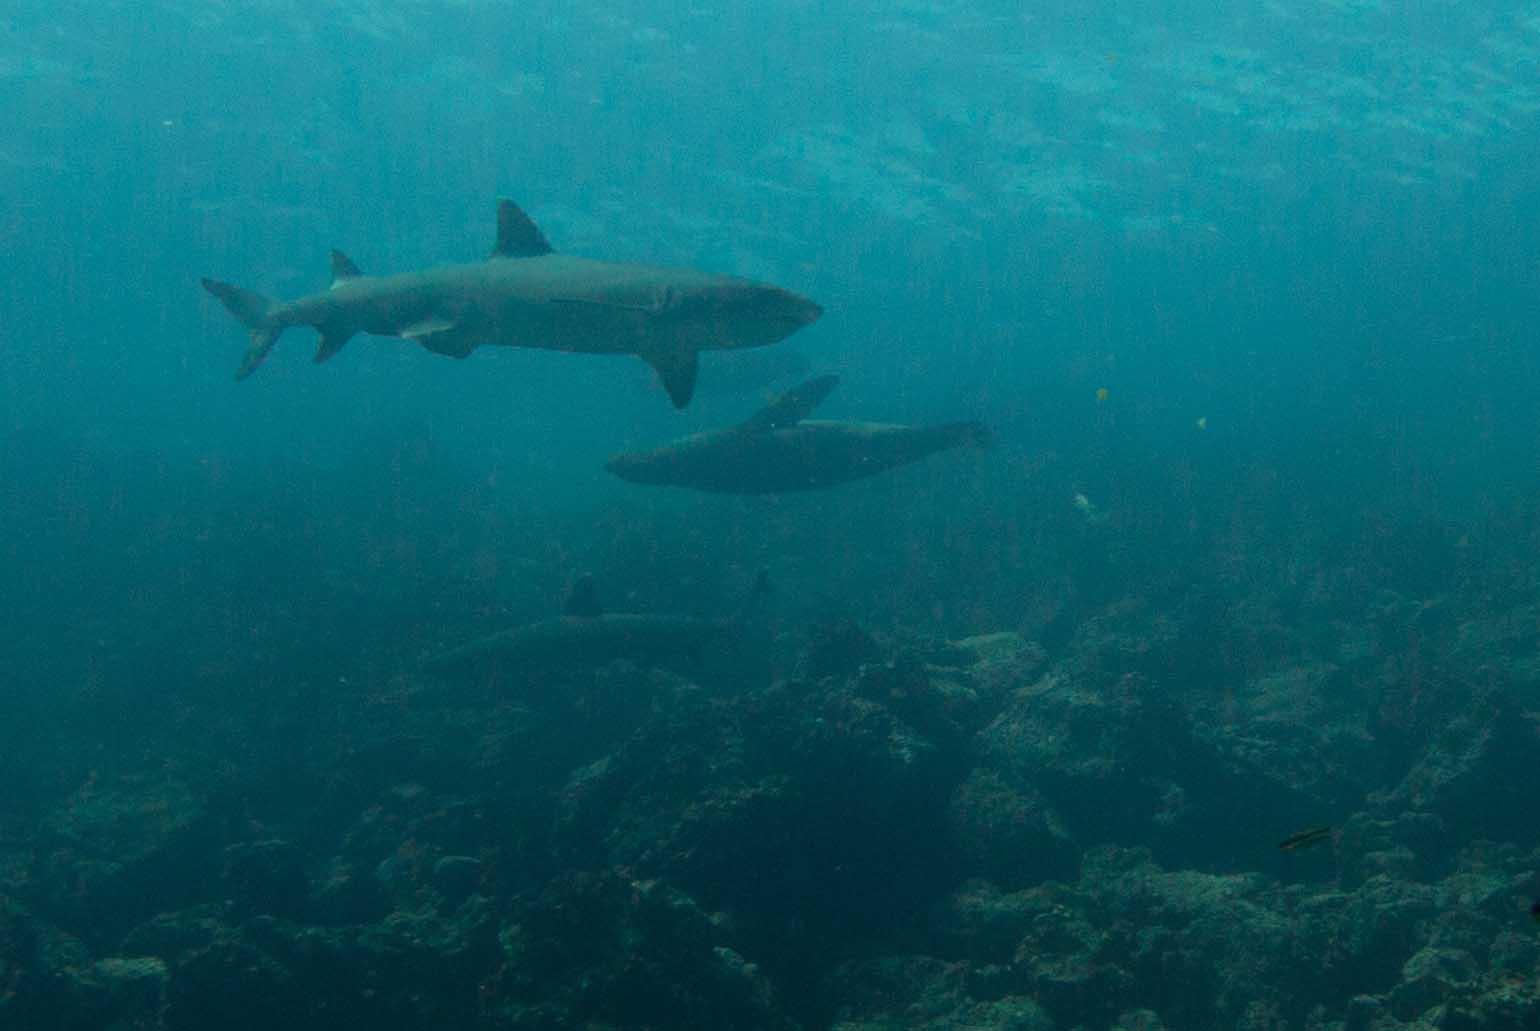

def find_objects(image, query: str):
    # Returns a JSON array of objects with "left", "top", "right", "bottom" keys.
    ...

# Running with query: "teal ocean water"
[{"left": 3, "top": 4, "right": 1540, "bottom": 1029}]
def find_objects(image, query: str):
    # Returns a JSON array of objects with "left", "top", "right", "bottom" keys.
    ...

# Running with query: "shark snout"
[
  {"left": 787, "top": 293, "right": 823, "bottom": 328},
  {"left": 737, "top": 285, "right": 823, "bottom": 344},
  {"left": 604, "top": 453, "right": 648, "bottom": 482}
]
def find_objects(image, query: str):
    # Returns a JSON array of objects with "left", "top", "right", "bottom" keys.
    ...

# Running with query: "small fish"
[
  {"left": 1278, "top": 826, "right": 1333, "bottom": 853},
  {"left": 1072, "top": 491, "right": 1108, "bottom": 526},
  {"left": 1195, "top": 416, "right": 1208, "bottom": 431},
  {"left": 1095, "top": 387, "right": 1110, "bottom": 403},
  {"left": 1530, "top": 899, "right": 1540, "bottom": 925}
]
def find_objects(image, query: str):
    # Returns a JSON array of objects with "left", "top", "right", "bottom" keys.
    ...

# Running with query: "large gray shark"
[
  {"left": 201, "top": 200, "right": 822, "bottom": 407},
  {"left": 605, "top": 375, "right": 990, "bottom": 492},
  {"left": 422, "top": 572, "right": 768, "bottom": 677}
]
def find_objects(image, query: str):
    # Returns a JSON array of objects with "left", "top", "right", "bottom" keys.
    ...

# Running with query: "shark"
[
  {"left": 421, "top": 572, "right": 769, "bottom": 678},
  {"left": 201, "top": 200, "right": 822, "bottom": 408},
  {"left": 605, "top": 375, "right": 990, "bottom": 493}
]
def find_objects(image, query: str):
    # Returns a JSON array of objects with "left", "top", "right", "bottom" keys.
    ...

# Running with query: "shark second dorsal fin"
[
  {"left": 491, "top": 199, "right": 554, "bottom": 259},
  {"left": 563, "top": 574, "right": 603, "bottom": 619},
  {"left": 330, "top": 250, "right": 363, "bottom": 287},
  {"left": 740, "top": 374, "right": 840, "bottom": 433}
]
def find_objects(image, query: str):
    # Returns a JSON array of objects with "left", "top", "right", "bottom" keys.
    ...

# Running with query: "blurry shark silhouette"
[
  {"left": 605, "top": 375, "right": 989, "bottom": 492},
  {"left": 422, "top": 572, "right": 769, "bottom": 678}
]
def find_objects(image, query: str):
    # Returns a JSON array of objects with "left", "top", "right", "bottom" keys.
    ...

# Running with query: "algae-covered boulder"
[
  {"left": 165, "top": 933, "right": 299, "bottom": 1031},
  {"left": 556, "top": 669, "right": 965, "bottom": 940},
  {"left": 32, "top": 774, "right": 222, "bottom": 942},
  {"left": 1390, "top": 946, "right": 1478, "bottom": 1020},
  {"left": 802, "top": 616, "right": 884, "bottom": 680},
  {"left": 947, "top": 632, "right": 1047, "bottom": 706},
  {"left": 829, "top": 954, "right": 1053, "bottom": 1031},
  {"left": 74, "top": 956, "right": 170, "bottom": 1029},
  {"left": 1380, "top": 703, "right": 1540, "bottom": 849},
  {"left": 220, "top": 839, "right": 309, "bottom": 919},
  {"left": 0, "top": 899, "right": 91, "bottom": 1027},
  {"left": 947, "top": 768, "right": 1079, "bottom": 889},
  {"left": 496, "top": 870, "right": 796, "bottom": 1030}
]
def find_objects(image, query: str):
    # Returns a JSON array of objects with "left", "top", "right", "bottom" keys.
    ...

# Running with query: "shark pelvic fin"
[
  {"left": 402, "top": 320, "right": 476, "bottom": 359},
  {"left": 313, "top": 328, "right": 353, "bottom": 364},
  {"left": 329, "top": 250, "right": 363, "bottom": 287},
  {"left": 642, "top": 348, "right": 700, "bottom": 409},
  {"left": 491, "top": 199, "right": 554, "bottom": 259},
  {"left": 562, "top": 574, "right": 603, "bottom": 619},
  {"left": 741, "top": 374, "right": 840, "bottom": 433}
]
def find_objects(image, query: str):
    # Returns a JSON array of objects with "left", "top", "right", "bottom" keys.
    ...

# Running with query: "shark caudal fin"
[{"left": 201, "top": 278, "right": 284, "bottom": 379}]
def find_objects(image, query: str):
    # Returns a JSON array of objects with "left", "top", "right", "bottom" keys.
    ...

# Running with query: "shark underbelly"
[{"left": 685, "top": 427, "right": 920, "bottom": 492}]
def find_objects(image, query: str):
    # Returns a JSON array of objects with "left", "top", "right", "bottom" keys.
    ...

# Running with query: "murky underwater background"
[{"left": 4, "top": 3, "right": 1540, "bottom": 1028}]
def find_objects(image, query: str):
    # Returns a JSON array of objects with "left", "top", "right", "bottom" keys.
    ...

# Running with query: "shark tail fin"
[{"left": 202, "top": 278, "right": 284, "bottom": 379}]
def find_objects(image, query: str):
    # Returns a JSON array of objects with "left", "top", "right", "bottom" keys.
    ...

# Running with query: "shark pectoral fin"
[
  {"left": 642, "top": 348, "right": 699, "bottom": 409},
  {"left": 402, "top": 319, "right": 477, "bottom": 359},
  {"left": 741, "top": 374, "right": 841, "bottom": 433}
]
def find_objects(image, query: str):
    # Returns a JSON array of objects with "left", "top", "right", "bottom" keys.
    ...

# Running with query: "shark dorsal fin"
[
  {"left": 329, "top": 250, "right": 363, "bottom": 287},
  {"left": 740, "top": 374, "right": 840, "bottom": 433},
  {"left": 562, "top": 574, "right": 603, "bottom": 619},
  {"left": 491, "top": 199, "right": 554, "bottom": 259}
]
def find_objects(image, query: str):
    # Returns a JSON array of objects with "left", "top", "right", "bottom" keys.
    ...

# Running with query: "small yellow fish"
[
  {"left": 1195, "top": 416, "right": 1207, "bottom": 431},
  {"left": 1095, "top": 387, "right": 1109, "bottom": 403}
]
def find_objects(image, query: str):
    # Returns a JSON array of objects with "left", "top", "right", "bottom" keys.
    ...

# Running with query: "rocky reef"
[{"left": 3, "top": 556, "right": 1540, "bottom": 1030}]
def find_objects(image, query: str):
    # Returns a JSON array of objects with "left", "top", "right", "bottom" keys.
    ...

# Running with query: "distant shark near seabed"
[
  {"left": 422, "top": 572, "right": 769, "bottom": 678},
  {"left": 201, "top": 200, "right": 822, "bottom": 407},
  {"left": 605, "top": 374, "right": 991, "bottom": 492}
]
